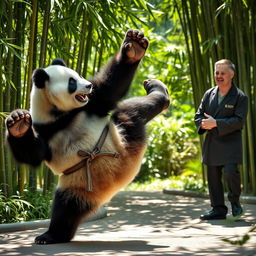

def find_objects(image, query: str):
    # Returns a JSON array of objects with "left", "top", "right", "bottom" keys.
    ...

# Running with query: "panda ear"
[
  {"left": 32, "top": 68, "right": 49, "bottom": 89},
  {"left": 51, "top": 58, "right": 66, "bottom": 67}
]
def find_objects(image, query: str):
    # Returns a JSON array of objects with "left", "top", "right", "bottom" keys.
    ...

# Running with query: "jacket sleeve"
[
  {"left": 216, "top": 94, "right": 248, "bottom": 136},
  {"left": 194, "top": 91, "right": 209, "bottom": 135}
]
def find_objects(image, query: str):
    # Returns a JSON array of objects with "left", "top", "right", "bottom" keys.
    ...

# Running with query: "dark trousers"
[{"left": 207, "top": 164, "right": 241, "bottom": 212}]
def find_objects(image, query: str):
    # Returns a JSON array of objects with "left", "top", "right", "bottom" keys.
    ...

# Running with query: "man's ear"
[
  {"left": 231, "top": 71, "right": 235, "bottom": 80},
  {"left": 32, "top": 69, "right": 49, "bottom": 88}
]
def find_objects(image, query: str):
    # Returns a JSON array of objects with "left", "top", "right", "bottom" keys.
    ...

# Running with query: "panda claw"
[
  {"left": 6, "top": 109, "right": 31, "bottom": 137},
  {"left": 126, "top": 42, "right": 132, "bottom": 49},
  {"left": 35, "top": 231, "right": 70, "bottom": 244}
]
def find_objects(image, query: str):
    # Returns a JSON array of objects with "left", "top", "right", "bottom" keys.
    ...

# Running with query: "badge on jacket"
[{"left": 225, "top": 104, "right": 234, "bottom": 109}]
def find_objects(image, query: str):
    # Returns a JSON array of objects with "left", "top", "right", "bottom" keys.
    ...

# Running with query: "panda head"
[{"left": 32, "top": 59, "right": 93, "bottom": 112}]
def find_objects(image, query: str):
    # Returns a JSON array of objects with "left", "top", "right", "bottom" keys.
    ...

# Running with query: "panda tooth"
[{"left": 75, "top": 93, "right": 88, "bottom": 103}]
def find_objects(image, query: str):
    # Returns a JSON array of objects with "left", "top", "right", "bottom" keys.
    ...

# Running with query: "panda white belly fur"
[
  {"left": 44, "top": 111, "right": 146, "bottom": 205},
  {"left": 45, "top": 112, "right": 112, "bottom": 174}
]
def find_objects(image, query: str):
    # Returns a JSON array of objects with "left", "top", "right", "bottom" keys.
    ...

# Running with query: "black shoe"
[
  {"left": 200, "top": 209, "right": 226, "bottom": 220},
  {"left": 231, "top": 202, "right": 243, "bottom": 217}
]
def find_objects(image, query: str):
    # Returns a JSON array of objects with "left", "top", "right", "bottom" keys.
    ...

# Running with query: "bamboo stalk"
[
  {"left": 0, "top": 43, "right": 7, "bottom": 195},
  {"left": 176, "top": 0, "right": 256, "bottom": 194},
  {"left": 82, "top": 19, "right": 93, "bottom": 78},
  {"left": 39, "top": 0, "right": 51, "bottom": 67},
  {"left": 25, "top": 0, "right": 38, "bottom": 109},
  {"left": 233, "top": 0, "right": 256, "bottom": 194},
  {"left": 77, "top": 8, "right": 87, "bottom": 74}
]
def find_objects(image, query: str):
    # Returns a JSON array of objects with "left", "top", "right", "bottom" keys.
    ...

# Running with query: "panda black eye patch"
[{"left": 68, "top": 78, "right": 77, "bottom": 94}]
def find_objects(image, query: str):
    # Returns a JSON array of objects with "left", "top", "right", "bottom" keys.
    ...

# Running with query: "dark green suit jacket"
[{"left": 194, "top": 84, "right": 248, "bottom": 165}]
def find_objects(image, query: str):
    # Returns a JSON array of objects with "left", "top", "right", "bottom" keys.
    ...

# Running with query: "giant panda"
[{"left": 5, "top": 29, "right": 170, "bottom": 244}]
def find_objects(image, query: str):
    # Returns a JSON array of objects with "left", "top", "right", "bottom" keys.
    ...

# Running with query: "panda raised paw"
[
  {"left": 143, "top": 79, "right": 170, "bottom": 110},
  {"left": 121, "top": 29, "right": 149, "bottom": 63},
  {"left": 6, "top": 109, "right": 31, "bottom": 138},
  {"left": 143, "top": 79, "right": 168, "bottom": 94}
]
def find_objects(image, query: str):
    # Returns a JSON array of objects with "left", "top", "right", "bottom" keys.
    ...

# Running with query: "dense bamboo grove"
[
  {"left": 0, "top": 0, "right": 157, "bottom": 196},
  {"left": 1, "top": 0, "right": 256, "bottom": 197},
  {"left": 175, "top": 0, "right": 256, "bottom": 194}
]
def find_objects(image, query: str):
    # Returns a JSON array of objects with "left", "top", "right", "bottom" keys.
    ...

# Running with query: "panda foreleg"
[
  {"left": 35, "top": 189, "right": 94, "bottom": 244},
  {"left": 5, "top": 109, "right": 48, "bottom": 166},
  {"left": 87, "top": 29, "right": 149, "bottom": 116}
]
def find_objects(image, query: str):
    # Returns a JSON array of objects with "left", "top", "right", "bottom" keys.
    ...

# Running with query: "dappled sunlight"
[
  {"left": 1, "top": 191, "right": 256, "bottom": 255},
  {"left": 0, "top": 229, "right": 39, "bottom": 245},
  {"left": 80, "top": 191, "right": 256, "bottom": 244}
]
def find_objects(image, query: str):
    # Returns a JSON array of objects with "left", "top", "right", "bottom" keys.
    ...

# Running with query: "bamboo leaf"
[
  {"left": 215, "top": 3, "right": 230, "bottom": 18},
  {"left": 241, "top": 0, "right": 248, "bottom": 8},
  {"left": 133, "top": 0, "right": 148, "bottom": 10},
  {"left": 87, "top": 4, "right": 108, "bottom": 30}
]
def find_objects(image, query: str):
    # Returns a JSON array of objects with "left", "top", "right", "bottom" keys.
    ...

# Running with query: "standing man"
[{"left": 194, "top": 59, "right": 248, "bottom": 220}]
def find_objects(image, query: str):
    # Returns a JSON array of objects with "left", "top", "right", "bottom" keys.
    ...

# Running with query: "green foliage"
[
  {"left": 136, "top": 104, "right": 199, "bottom": 182},
  {"left": 180, "top": 172, "right": 206, "bottom": 193},
  {"left": 22, "top": 190, "right": 52, "bottom": 220},
  {"left": 0, "top": 190, "right": 52, "bottom": 224},
  {"left": 0, "top": 190, "right": 33, "bottom": 223},
  {"left": 126, "top": 170, "right": 206, "bottom": 193},
  {"left": 125, "top": 178, "right": 172, "bottom": 191},
  {"left": 130, "top": 20, "right": 191, "bottom": 107}
]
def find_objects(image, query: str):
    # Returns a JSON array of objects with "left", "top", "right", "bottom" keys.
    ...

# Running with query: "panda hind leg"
[
  {"left": 35, "top": 189, "right": 94, "bottom": 244},
  {"left": 112, "top": 79, "right": 169, "bottom": 145},
  {"left": 113, "top": 78, "right": 169, "bottom": 126},
  {"left": 143, "top": 78, "right": 170, "bottom": 114},
  {"left": 130, "top": 78, "right": 169, "bottom": 124}
]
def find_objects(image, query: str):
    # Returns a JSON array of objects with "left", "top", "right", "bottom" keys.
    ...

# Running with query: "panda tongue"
[{"left": 76, "top": 94, "right": 87, "bottom": 102}]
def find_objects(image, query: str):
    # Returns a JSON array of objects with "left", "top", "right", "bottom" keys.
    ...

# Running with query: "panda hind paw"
[
  {"left": 143, "top": 79, "right": 168, "bottom": 94},
  {"left": 35, "top": 231, "right": 65, "bottom": 245}
]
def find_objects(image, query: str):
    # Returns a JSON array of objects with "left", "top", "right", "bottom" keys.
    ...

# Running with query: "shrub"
[
  {"left": 136, "top": 104, "right": 199, "bottom": 182},
  {"left": 23, "top": 191, "right": 52, "bottom": 220},
  {"left": 0, "top": 191, "right": 33, "bottom": 223},
  {"left": 0, "top": 190, "right": 52, "bottom": 224},
  {"left": 126, "top": 173, "right": 207, "bottom": 193}
]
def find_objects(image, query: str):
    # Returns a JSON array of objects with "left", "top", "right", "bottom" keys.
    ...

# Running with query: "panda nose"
[{"left": 86, "top": 83, "right": 93, "bottom": 90}]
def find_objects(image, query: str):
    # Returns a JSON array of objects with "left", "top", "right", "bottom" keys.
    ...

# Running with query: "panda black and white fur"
[{"left": 5, "top": 29, "right": 169, "bottom": 244}]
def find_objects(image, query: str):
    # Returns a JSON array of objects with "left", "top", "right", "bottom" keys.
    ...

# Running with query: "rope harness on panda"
[{"left": 62, "top": 124, "right": 120, "bottom": 192}]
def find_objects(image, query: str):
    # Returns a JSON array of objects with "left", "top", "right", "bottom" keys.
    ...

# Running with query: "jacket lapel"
[
  {"left": 208, "top": 87, "right": 218, "bottom": 116},
  {"left": 212, "top": 84, "right": 237, "bottom": 117}
]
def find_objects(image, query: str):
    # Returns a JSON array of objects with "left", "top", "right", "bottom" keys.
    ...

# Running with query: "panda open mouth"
[{"left": 75, "top": 93, "right": 88, "bottom": 103}]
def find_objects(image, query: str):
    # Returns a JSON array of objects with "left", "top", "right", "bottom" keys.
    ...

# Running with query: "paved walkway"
[{"left": 0, "top": 191, "right": 256, "bottom": 256}]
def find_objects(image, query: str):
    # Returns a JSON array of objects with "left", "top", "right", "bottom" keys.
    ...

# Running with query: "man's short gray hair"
[{"left": 215, "top": 59, "right": 235, "bottom": 72}]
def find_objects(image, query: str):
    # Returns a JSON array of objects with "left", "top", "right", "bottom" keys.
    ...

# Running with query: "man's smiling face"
[{"left": 214, "top": 64, "right": 234, "bottom": 89}]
